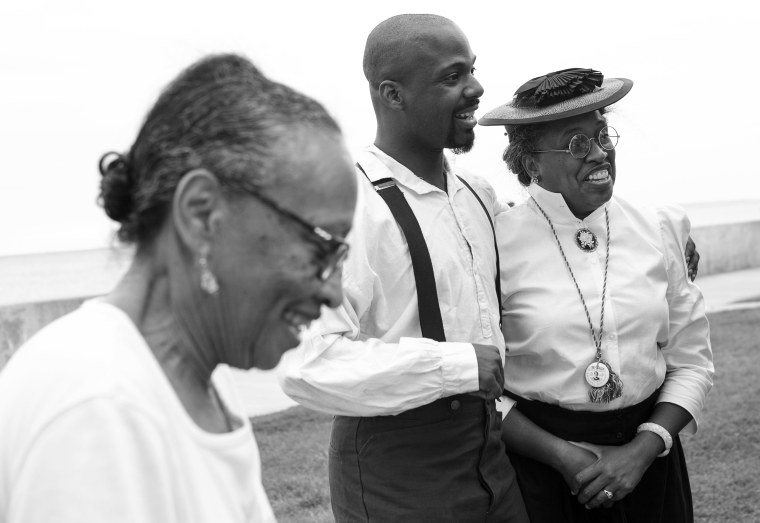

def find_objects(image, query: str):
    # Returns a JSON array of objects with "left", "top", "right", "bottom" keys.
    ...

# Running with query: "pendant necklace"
[{"left": 531, "top": 197, "right": 623, "bottom": 403}]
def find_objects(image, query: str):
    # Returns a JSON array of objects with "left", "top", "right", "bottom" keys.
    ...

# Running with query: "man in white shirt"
[{"left": 279, "top": 14, "right": 573, "bottom": 522}]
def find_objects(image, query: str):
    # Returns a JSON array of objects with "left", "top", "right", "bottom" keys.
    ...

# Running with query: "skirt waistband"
[{"left": 504, "top": 389, "right": 660, "bottom": 445}]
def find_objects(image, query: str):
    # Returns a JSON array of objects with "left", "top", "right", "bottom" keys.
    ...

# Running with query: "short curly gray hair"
[{"left": 501, "top": 124, "right": 545, "bottom": 187}]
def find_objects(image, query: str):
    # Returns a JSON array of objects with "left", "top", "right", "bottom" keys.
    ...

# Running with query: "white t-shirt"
[{"left": 0, "top": 300, "right": 276, "bottom": 523}]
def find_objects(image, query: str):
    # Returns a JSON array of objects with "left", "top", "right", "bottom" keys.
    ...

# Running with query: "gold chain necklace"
[{"left": 530, "top": 197, "right": 623, "bottom": 403}]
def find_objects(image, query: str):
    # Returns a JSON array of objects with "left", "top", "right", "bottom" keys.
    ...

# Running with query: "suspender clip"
[{"left": 373, "top": 180, "right": 397, "bottom": 191}]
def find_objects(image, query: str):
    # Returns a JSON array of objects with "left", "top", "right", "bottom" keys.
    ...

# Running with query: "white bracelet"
[{"left": 637, "top": 422, "right": 673, "bottom": 457}]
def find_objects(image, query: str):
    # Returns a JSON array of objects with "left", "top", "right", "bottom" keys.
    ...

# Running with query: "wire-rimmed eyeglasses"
[{"left": 532, "top": 126, "right": 620, "bottom": 159}]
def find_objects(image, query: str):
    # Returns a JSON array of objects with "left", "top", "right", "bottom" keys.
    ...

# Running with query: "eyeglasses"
[
  {"left": 246, "top": 189, "right": 350, "bottom": 282},
  {"left": 532, "top": 126, "right": 619, "bottom": 159}
]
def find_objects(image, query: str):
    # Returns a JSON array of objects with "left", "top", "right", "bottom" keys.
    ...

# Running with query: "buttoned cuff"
[{"left": 439, "top": 342, "right": 480, "bottom": 396}]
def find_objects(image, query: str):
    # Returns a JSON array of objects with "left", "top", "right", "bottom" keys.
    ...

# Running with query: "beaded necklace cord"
[{"left": 530, "top": 196, "right": 623, "bottom": 402}]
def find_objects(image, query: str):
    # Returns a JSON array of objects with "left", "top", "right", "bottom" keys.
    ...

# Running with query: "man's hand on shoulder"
[{"left": 471, "top": 343, "right": 504, "bottom": 400}]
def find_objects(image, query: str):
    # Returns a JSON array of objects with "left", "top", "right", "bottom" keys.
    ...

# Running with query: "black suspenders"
[{"left": 356, "top": 162, "right": 502, "bottom": 341}]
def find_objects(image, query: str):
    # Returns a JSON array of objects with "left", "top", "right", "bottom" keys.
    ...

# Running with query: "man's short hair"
[{"left": 363, "top": 14, "right": 454, "bottom": 89}]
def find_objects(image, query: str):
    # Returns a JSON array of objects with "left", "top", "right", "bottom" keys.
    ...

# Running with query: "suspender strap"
[
  {"left": 356, "top": 162, "right": 446, "bottom": 342},
  {"left": 455, "top": 176, "right": 503, "bottom": 322}
]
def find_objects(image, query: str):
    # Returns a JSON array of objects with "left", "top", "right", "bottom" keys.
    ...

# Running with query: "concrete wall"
[
  {"left": 1, "top": 298, "right": 86, "bottom": 368},
  {"left": 690, "top": 220, "right": 760, "bottom": 276},
  {"left": 1, "top": 219, "right": 758, "bottom": 370}
]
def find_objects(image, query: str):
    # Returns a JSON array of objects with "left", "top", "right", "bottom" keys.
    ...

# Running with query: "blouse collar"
[{"left": 526, "top": 182, "right": 609, "bottom": 225}]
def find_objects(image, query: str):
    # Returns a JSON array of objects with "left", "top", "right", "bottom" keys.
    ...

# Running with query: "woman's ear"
[
  {"left": 378, "top": 80, "right": 404, "bottom": 111},
  {"left": 171, "top": 169, "right": 225, "bottom": 252},
  {"left": 522, "top": 154, "right": 541, "bottom": 178}
]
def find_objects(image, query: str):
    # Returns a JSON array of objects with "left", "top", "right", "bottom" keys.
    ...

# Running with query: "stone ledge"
[
  {"left": 690, "top": 221, "right": 760, "bottom": 276},
  {"left": 2, "top": 212, "right": 758, "bottom": 368},
  {"left": 1, "top": 298, "right": 84, "bottom": 368}
]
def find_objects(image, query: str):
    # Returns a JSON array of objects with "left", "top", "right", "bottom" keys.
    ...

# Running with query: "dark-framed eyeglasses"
[
  {"left": 246, "top": 189, "right": 350, "bottom": 282},
  {"left": 532, "top": 126, "right": 620, "bottom": 159}
]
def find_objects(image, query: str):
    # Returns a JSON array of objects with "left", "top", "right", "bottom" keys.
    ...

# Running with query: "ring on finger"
[{"left": 603, "top": 489, "right": 614, "bottom": 500}]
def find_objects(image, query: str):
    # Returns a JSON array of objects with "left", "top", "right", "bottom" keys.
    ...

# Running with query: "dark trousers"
[
  {"left": 329, "top": 395, "right": 529, "bottom": 523},
  {"left": 506, "top": 391, "right": 694, "bottom": 523}
]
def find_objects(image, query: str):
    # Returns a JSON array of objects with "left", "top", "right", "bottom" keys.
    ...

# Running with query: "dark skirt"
[
  {"left": 329, "top": 394, "right": 529, "bottom": 523},
  {"left": 506, "top": 391, "right": 694, "bottom": 523}
]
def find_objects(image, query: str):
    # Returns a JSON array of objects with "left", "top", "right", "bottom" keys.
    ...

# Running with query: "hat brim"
[{"left": 478, "top": 78, "right": 633, "bottom": 126}]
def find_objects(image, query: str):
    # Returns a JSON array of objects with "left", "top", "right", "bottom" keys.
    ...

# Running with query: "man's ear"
[
  {"left": 171, "top": 169, "right": 225, "bottom": 252},
  {"left": 378, "top": 80, "right": 404, "bottom": 111}
]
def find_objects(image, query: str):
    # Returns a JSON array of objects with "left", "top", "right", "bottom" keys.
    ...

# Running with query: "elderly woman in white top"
[
  {"left": 0, "top": 54, "right": 356, "bottom": 522},
  {"left": 480, "top": 68, "right": 713, "bottom": 522}
]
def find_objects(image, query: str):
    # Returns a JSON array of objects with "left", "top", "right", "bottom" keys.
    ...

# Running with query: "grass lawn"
[{"left": 252, "top": 308, "right": 760, "bottom": 522}]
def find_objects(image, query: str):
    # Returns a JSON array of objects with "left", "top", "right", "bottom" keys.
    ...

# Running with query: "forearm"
[
  {"left": 571, "top": 403, "right": 694, "bottom": 506},
  {"left": 631, "top": 401, "right": 693, "bottom": 459},
  {"left": 501, "top": 408, "right": 595, "bottom": 474},
  {"left": 278, "top": 333, "right": 478, "bottom": 416}
]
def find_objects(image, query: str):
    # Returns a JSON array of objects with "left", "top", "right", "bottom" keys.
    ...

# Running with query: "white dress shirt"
[
  {"left": 279, "top": 145, "right": 510, "bottom": 416},
  {"left": 497, "top": 184, "right": 714, "bottom": 434}
]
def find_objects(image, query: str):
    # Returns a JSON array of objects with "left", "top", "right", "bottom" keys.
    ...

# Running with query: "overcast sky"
[{"left": 1, "top": 0, "right": 757, "bottom": 256}]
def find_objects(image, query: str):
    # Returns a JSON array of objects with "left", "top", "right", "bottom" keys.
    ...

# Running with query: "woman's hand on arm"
[{"left": 571, "top": 402, "right": 694, "bottom": 509}]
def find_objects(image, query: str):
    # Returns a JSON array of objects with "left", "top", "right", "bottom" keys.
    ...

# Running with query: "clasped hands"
[
  {"left": 471, "top": 343, "right": 661, "bottom": 510},
  {"left": 559, "top": 438, "right": 659, "bottom": 509}
]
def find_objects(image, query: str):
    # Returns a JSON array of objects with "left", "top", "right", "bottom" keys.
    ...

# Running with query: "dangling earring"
[
  {"left": 198, "top": 244, "right": 219, "bottom": 295},
  {"left": 531, "top": 174, "right": 542, "bottom": 185}
]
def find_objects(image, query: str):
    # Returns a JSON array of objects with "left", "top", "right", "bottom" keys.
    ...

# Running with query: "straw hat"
[{"left": 479, "top": 68, "right": 633, "bottom": 126}]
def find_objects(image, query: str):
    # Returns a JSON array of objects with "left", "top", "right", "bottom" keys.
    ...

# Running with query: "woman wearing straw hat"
[{"left": 480, "top": 69, "right": 714, "bottom": 522}]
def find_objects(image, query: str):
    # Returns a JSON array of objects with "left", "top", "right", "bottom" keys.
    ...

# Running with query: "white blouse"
[{"left": 496, "top": 184, "right": 714, "bottom": 434}]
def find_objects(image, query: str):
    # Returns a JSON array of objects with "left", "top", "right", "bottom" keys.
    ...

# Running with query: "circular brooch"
[{"left": 575, "top": 228, "right": 598, "bottom": 252}]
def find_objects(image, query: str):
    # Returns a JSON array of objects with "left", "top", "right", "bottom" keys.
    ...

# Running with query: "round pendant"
[
  {"left": 585, "top": 361, "right": 610, "bottom": 387},
  {"left": 575, "top": 228, "right": 598, "bottom": 252}
]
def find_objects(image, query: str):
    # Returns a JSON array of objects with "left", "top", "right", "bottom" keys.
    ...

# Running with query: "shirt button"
[
  {"left": 616, "top": 432, "right": 624, "bottom": 440},
  {"left": 450, "top": 400, "right": 461, "bottom": 411}
]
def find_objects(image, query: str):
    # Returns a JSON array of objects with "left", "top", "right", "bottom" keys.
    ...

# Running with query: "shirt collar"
[
  {"left": 526, "top": 182, "right": 608, "bottom": 224},
  {"left": 363, "top": 144, "right": 464, "bottom": 196}
]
